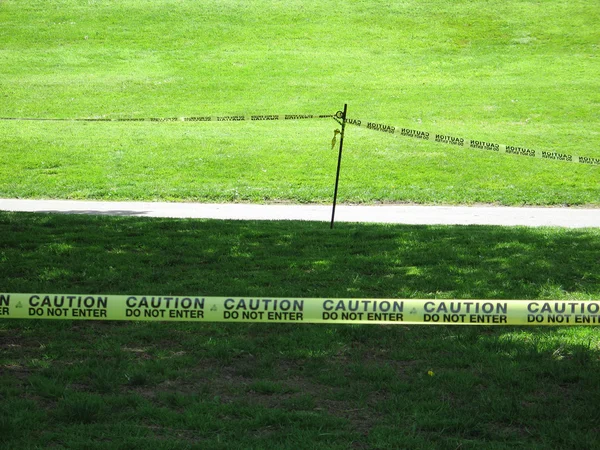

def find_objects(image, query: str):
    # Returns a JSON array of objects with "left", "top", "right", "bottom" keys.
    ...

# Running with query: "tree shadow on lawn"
[
  {"left": 1, "top": 213, "right": 599, "bottom": 448},
  {"left": 1, "top": 212, "right": 598, "bottom": 300}
]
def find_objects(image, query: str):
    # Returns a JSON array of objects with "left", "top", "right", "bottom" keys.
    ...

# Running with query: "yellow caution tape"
[
  {"left": 2, "top": 293, "right": 600, "bottom": 325},
  {"left": 0, "top": 114, "right": 333, "bottom": 123},
  {"left": 346, "top": 118, "right": 600, "bottom": 166},
  {"left": 4, "top": 112, "right": 598, "bottom": 166}
]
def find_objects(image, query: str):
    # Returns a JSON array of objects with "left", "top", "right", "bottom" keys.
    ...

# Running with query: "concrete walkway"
[{"left": 1, "top": 198, "right": 599, "bottom": 228}]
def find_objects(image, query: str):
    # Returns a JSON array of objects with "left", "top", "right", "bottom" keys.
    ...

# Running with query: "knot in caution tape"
[{"left": 331, "top": 129, "right": 341, "bottom": 149}]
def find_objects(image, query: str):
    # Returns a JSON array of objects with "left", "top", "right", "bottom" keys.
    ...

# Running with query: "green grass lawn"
[
  {"left": 1, "top": 1, "right": 599, "bottom": 448},
  {"left": 1, "top": 0, "right": 598, "bottom": 205},
  {"left": 1, "top": 212, "right": 600, "bottom": 448}
]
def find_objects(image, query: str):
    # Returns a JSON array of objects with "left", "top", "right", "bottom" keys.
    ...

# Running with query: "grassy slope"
[
  {"left": 0, "top": 0, "right": 598, "bottom": 204},
  {"left": 0, "top": 212, "right": 599, "bottom": 448}
]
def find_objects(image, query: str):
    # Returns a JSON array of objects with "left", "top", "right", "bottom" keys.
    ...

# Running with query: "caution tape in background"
[
  {"left": 4, "top": 111, "right": 598, "bottom": 166},
  {"left": 2, "top": 293, "right": 600, "bottom": 326},
  {"left": 0, "top": 114, "right": 333, "bottom": 123},
  {"left": 346, "top": 118, "right": 600, "bottom": 166}
]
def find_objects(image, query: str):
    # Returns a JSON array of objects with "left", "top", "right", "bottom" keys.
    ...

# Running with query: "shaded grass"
[
  {"left": 1, "top": 212, "right": 599, "bottom": 299},
  {"left": 2, "top": 313, "right": 600, "bottom": 448},
  {"left": 1, "top": 212, "right": 600, "bottom": 448}
]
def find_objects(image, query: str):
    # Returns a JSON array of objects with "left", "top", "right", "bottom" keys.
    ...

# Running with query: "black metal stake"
[{"left": 330, "top": 103, "right": 347, "bottom": 229}]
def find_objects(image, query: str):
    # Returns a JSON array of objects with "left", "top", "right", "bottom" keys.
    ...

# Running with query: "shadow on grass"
[
  {"left": 1, "top": 212, "right": 599, "bottom": 448},
  {"left": 38, "top": 209, "right": 150, "bottom": 216},
  {"left": 1, "top": 211, "right": 598, "bottom": 300}
]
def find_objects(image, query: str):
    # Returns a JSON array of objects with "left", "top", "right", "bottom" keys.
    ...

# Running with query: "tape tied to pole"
[{"left": 2, "top": 293, "right": 600, "bottom": 326}]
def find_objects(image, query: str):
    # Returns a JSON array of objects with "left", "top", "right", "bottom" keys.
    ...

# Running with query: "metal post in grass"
[{"left": 330, "top": 103, "right": 348, "bottom": 229}]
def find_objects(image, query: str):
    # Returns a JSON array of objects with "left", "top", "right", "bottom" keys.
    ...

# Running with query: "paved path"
[{"left": 1, "top": 198, "right": 599, "bottom": 228}]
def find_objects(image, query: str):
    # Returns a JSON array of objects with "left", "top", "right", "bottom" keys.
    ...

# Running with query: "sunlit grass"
[{"left": 1, "top": 0, "right": 598, "bottom": 205}]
